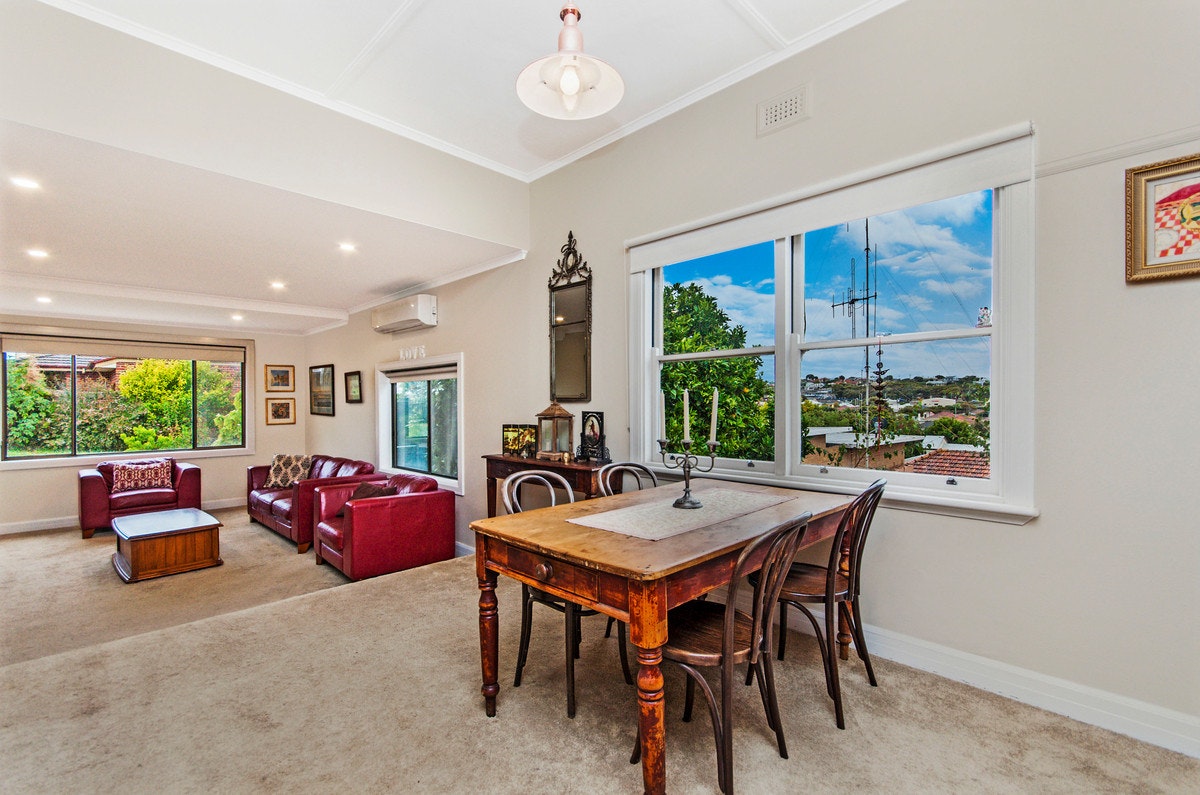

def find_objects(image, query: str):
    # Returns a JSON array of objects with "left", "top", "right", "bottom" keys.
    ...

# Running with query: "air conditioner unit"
[{"left": 371, "top": 294, "right": 438, "bottom": 334}]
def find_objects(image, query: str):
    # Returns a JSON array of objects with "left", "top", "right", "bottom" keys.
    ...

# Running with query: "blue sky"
[{"left": 664, "top": 190, "right": 994, "bottom": 380}]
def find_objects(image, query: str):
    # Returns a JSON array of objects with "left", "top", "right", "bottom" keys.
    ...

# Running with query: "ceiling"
[{"left": 1, "top": 0, "right": 902, "bottom": 335}]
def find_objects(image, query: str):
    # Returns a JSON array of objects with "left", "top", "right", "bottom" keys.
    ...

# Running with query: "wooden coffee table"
[{"left": 111, "top": 508, "right": 223, "bottom": 583}]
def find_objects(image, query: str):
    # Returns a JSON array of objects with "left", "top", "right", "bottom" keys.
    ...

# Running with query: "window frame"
[
  {"left": 375, "top": 352, "right": 464, "bottom": 495},
  {"left": 628, "top": 127, "right": 1036, "bottom": 524}
]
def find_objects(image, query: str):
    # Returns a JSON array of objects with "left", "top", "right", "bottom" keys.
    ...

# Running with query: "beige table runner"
[{"left": 566, "top": 487, "right": 790, "bottom": 541}]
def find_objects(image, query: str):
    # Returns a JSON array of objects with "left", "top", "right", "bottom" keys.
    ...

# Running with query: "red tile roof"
[{"left": 911, "top": 448, "right": 990, "bottom": 478}]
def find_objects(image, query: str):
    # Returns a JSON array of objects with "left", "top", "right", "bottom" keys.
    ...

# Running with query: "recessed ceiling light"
[
  {"left": 10, "top": 177, "right": 40, "bottom": 190},
  {"left": 26, "top": 249, "right": 48, "bottom": 259},
  {"left": 270, "top": 281, "right": 286, "bottom": 290},
  {"left": 231, "top": 314, "right": 244, "bottom": 321},
  {"left": 36, "top": 296, "right": 52, "bottom": 304},
  {"left": 339, "top": 242, "right": 357, "bottom": 253}
]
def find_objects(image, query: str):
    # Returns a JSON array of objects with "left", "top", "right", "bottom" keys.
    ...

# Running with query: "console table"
[{"left": 482, "top": 454, "right": 616, "bottom": 517}]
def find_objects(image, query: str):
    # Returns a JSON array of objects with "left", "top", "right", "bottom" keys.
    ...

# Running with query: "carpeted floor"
[{"left": 1, "top": 520, "right": 1196, "bottom": 793}]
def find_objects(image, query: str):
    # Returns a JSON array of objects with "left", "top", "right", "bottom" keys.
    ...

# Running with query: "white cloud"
[{"left": 688, "top": 277, "right": 775, "bottom": 347}]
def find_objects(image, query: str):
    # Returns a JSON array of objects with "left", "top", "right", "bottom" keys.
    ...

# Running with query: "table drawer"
[{"left": 496, "top": 547, "right": 599, "bottom": 602}]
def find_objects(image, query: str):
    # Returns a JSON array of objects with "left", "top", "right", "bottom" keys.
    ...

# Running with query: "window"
[
  {"left": 376, "top": 353, "right": 463, "bottom": 492},
  {"left": 630, "top": 126, "right": 1035, "bottom": 522},
  {"left": 1, "top": 331, "right": 246, "bottom": 461}
]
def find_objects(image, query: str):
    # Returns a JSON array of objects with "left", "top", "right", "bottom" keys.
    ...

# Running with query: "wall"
[{"left": 0, "top": 316, "right": 307, "bottom": 531}]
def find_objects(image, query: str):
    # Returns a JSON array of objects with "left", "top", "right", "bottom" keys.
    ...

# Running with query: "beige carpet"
[{"left": 1, "top": 533, "right": 1196, "bottom": 793}]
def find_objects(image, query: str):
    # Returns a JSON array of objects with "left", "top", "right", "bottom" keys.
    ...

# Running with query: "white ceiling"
[{"left": 1, "top": 0, "right": 903, "bottom": 335}]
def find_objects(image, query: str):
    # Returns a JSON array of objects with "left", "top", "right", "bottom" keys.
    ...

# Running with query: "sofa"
[
  {"left": 78, "top": 458, "right": 201, "bottom": 538},
  {"left": 313, "top": 473, "right": 455, "bottom": 580},
  {"left": 247, "top": 454, "right": 383, "bottom": 553}
]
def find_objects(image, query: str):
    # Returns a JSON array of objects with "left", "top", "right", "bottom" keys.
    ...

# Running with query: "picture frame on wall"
[
  {"left": 344, "top": 370, "right": 363, "bottom": 404},
  {"left": 264, "top": 364, "right": 295, "bottom": 392},
  {"left": 265, "top": 397, "right": 296, "bottom": 425},
  {"left": 309, "top": 364, "right": 335, "bottom": 416},
  {"left": 1126, "top": 152, "right": 1200, "bottom": 282}
]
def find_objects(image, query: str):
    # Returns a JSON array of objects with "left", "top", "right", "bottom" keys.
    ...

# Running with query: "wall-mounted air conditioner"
[{"left": 371, "top": 294, "right": 438, "bottom": 334}]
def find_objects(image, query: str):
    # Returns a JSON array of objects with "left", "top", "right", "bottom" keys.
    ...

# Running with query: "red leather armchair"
[
  {"left": 313, "top": 473, "right": 455, "bottom": 581},
  {"left": 78, "top": 458, "right": 201, "bottom": 538},
  {"left": 247, "top": 455, "right": 383, "bottom": 553}
]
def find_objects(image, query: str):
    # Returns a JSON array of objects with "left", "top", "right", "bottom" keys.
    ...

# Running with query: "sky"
[{"left": 664, "top": 190, "right": 994, "bottom": 381}]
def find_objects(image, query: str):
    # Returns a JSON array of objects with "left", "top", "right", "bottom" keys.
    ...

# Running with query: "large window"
[
  {"left": 376, "top": 354, "right": 463, "bottom": 491},
  {"left": 631, "top": 127, "right": 1035, "bottom": 521},
  {"left": 1, "top": 332, "right": 246, "bottom": 461}
]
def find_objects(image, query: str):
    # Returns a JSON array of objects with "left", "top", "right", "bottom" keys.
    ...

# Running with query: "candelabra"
[{"left": 658, "top": 438, "right": 718, "bottom": 509}]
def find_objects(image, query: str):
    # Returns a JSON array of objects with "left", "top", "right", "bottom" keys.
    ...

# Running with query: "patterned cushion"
[
  {"left": 110, "top": 459, "right": 173, "bottom": 493},
  {"left": 263, "top": 454, "right": 312, "bottom": 489},
  {"left": 336, "top": 482, "right": 398, "bottom": 517}
]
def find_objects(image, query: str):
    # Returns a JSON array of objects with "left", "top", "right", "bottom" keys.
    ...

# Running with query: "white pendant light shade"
[{"left": 516, "top": 4, "right": 624, "bottom": 120}]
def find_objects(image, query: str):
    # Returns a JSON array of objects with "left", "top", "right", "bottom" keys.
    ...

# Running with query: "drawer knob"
[{"left": 534, "top": 562, "right": 553, "bottom": 581}]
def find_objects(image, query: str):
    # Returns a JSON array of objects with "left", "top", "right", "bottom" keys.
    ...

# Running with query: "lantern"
[{"left": 536, "top": 401, "right": 575, "bottom": 462}]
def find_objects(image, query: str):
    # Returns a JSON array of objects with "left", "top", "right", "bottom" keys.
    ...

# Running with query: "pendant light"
[{"left": 516, "top": 3, "right": 624, "bottom": 120}]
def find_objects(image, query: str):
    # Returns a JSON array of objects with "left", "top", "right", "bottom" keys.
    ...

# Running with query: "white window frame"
[
  {"left": 628, "top": 125, "right": 1036, "bottom": 524},
  {"left": 375, "top": 352, "right": 464, "bottom": 495}
]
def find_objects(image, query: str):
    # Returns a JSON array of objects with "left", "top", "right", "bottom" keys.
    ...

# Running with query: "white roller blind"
[
  {"left": 0, "top": 332, "right": 246, "bottom": 363},
  {"left": 629, "top": 123, "right": 1033, "bottom": 273}
]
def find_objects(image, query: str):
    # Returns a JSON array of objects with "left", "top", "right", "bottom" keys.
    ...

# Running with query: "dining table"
[{"left": 470, "top": 476, "right": 856, "bottom": 794}]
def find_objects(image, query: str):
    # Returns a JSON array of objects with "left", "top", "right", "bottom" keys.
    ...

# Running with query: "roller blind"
[
  {"left": 0, "top": 332, "right": 246, "bottom": 363},
  {"left": 629, "top": 123, "right": 1033, "bottom": 273}
]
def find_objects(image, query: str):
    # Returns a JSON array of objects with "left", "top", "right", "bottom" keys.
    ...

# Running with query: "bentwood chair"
[
  {"left": 503, "top": 470, "right": 606, "bottom": 718},
  {"left": 596, "top": 462, "right": 659, "bottom": 672},
  {"left": 633, "top": 514, "right": 811, "bottom": 794},
  {"left": 769, "top": 477, "right": 885, "bottom": 729}
]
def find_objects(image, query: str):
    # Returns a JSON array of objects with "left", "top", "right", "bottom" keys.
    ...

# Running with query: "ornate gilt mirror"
[{"left": 549, "top": 231, "right": 591, "bottom": 402}]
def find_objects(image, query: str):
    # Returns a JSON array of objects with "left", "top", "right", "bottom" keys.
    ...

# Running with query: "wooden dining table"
[{"left": 470, "top": 477, "right": 855, "bottom": 794}]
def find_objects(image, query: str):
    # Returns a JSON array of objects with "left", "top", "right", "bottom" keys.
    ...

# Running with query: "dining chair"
[
  {"left": 596, "top": 462, "right": 659, "bottom": 679},
  {"left": 503, "top": 469, "right": 605, "bottom": 718},
  {"left": 768, "top": 477, "right": 885, "bottom": 730},
  {"left": 632, "top": 513, "right": 811, "bottom": 794}
]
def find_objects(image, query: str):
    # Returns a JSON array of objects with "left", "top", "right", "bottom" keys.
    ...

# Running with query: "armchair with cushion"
[
  {"left": 78, "top": 458, "right": 201, "bottom": 538},
  {"left": 247, "top": 454, "right": 383, "bottom": 553},
  {"left": 313, "top": 473, "right": 455, "bottom": 580}
]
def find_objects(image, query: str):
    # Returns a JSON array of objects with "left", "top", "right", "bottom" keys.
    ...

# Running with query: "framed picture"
[
  {"left": 309, "top": 364, "right": 335, "bottom": 416},
  {"left": 502, "top": 424, "right": 537, "bottom": 458},
  {"left": 1126, "top": 152, "right": 1200, "bottom": 282},
  {"left": 264, "top": 364, "right": 294, "bottom": 392},
  {"left": 578, "top": 410, "right": 609, "bottom": 462},
  {"left": 265, "top": 397, "right": 295, "bottom": 425},
  {"left": 344, "top": 370, "right": 363, "bottom": 404}
]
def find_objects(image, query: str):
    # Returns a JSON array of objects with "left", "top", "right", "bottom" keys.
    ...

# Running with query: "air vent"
[{"left": 757, "top": 84, "right": 811, "bottom": 137}]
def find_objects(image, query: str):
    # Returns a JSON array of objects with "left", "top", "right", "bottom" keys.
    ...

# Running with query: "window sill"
[{"left": 0, "top": 446, "right": 257, "bottom": 472}]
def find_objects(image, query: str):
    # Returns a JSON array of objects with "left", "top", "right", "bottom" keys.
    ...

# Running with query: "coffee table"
[{"left": 111, "top": 508, "right": 223, "bottom": 583}]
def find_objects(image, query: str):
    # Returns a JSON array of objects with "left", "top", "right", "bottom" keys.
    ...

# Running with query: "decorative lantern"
[{"left": 536, "top": 401, "right": 575, "bottom": 462}]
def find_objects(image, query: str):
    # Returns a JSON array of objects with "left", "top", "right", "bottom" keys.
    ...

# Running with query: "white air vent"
[
  {"left": 371, "top": 294, "right": 437, "bottom": 334},
  {"left": 757, "top": 84, "right": 811, "bottom": 137}
]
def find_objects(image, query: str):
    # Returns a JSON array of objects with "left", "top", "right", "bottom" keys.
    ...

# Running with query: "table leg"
[
  {"left": 478, "top": 566, "right": 499, "bottom": 717},
  {"left": 636, "top": 645, "right": 666, "bottom": 795},
  {"left": 486, "top": 475, "right": 498, "bottom": 518}
]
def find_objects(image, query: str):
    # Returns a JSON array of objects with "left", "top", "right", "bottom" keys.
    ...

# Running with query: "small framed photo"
[
  {"left": 264, "top": 364, "right": 295, "bottom": 392},
  {"left": 579, "top": 410, "right": 608, "bottom": 462},
  {"left": 1126, "top": 152, "right": 1200, "bottom": 282},
  {"left": 344, "top": 370, "right": 363, "bottom": 404},
  {"left": 309, "top": 364, "right": 335, "bottom": 416},
  {"left": 265, "top": 397, "right": 296, "bottom": 425}
]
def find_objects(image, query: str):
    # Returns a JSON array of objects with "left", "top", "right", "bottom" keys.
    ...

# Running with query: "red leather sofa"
[
  {"left": 247, "top": 455, "right": 382, "bottom": 553},
  {"left": 78, "top": 458, "right": 201, "bottom": 538},
  {"left": 313, "top": 472, "right": 455, "bottom": 580}
]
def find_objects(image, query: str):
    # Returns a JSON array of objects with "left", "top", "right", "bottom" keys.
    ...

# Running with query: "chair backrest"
[
  {"left": 501, "top": 470, "right": 576, "bottom": 514},
  {"left": 726, "top": 513, "right": 811, "bottom": 666},
  {"left": 596, "top": 462, "right": 659, "bottom": 497},
  {"left": 824, "top": 478, "right": 886, "bottom": 599}
]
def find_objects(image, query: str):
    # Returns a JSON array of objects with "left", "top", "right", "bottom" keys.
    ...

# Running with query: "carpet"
[{"left": 1, "top": 551, "right": 1195, "bottom": 793}]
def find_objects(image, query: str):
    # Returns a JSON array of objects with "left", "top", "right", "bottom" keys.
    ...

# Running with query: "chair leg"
[
  {"left": 679, "top": 664, "right": 728, "bottom": 794},
  {"left": 683, "top": 674, "right": 696, "bottom": 721},
  {"left": 756, "top": 653, "right": 789, "bottom": 759},
  {"left": 825, "top": 599, "right": 845, "bottom": 730},
  {"left": 513, "top": 585, "right": 534, "bottom": 687},
  {"left": 777, "top": 601, "right": 789, "bottom": 660},
  {"left": 605, "top": 616, "right": 615, "bottom": 638},
  {"left": 564, "top": 602, "right": 578, "bottom": 719},
  {"left": 616, "top": 621, "right": 633, "bottom": 685},
  {"left": 847, "top": 597, "right": 878, "bottom": 686}
]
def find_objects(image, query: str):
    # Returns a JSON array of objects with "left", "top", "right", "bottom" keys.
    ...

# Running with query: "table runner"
[{"left": 566, "top": 487, "right": 790, "bottom": 541}]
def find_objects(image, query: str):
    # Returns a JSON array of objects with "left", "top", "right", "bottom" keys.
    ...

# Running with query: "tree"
[
  {"left": 3, "top": 357, "right": 69, "bottom": 455},
  {"left": 926, "top": 416, "right": 984, "bottom": 446},
  {"left": 117, "top": 359, "right": 193, "bottom": 450}
]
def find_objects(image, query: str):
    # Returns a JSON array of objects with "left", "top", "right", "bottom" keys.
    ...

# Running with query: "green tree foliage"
[
  {"left": 926, "top": 416, "right": 985, "bottom": 446},
  {"left": 76, "top": 376, "right": 143, "bottom": 453},
  {"left": 3, "top": 357, "right": 69, "bottom": 454},
  {"left": 661, "top": 283, "right": 774, "bottom": 461},
  {"left": 196, "top": 362, "right": 242, "bottom": 447},
  {"left": 117, "top": 359, "right": 193, "bottom": 450}
]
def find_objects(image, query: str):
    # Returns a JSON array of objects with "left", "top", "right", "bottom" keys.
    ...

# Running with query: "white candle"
[
  {"left": 659, "top": 392, "right": 667, "bottom": 442},
  {"left": 682, "top": 389, "right": 691, "bottom": 445},
  {"left": 709, "top": 387, "right": 719, "bottom": 443}
]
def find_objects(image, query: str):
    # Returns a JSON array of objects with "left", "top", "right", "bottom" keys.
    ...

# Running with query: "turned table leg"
[{"left": 478, "top": 566, "right": 499, "bottom": 716}]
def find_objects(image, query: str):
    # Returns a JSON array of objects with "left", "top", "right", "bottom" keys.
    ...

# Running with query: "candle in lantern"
[
  {"left": 709, "top": 388, "right": 719, "bottom": 443},
  {"left": 682, "top": 389, "right": 691, "bottom": 445}
]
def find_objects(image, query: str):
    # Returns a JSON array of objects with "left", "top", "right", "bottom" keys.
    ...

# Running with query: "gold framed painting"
[
  {"left": 1126, "top": 152, "right": 1200, "bottom": 282},
  {"left": 265, "top": 397, "right": 296, "bottom": 425},
  {"left": 264, "top": 364, "right": 295, "bottom": 392}
]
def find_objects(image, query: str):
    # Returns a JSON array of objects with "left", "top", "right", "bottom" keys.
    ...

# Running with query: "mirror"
[{"left": 549, "top": 231, "right": 592, "bottom": 402}]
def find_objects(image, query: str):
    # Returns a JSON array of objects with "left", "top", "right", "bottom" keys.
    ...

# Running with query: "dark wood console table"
[{"left": 482, "top": 454, "right": 616, "bottom": 517}]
